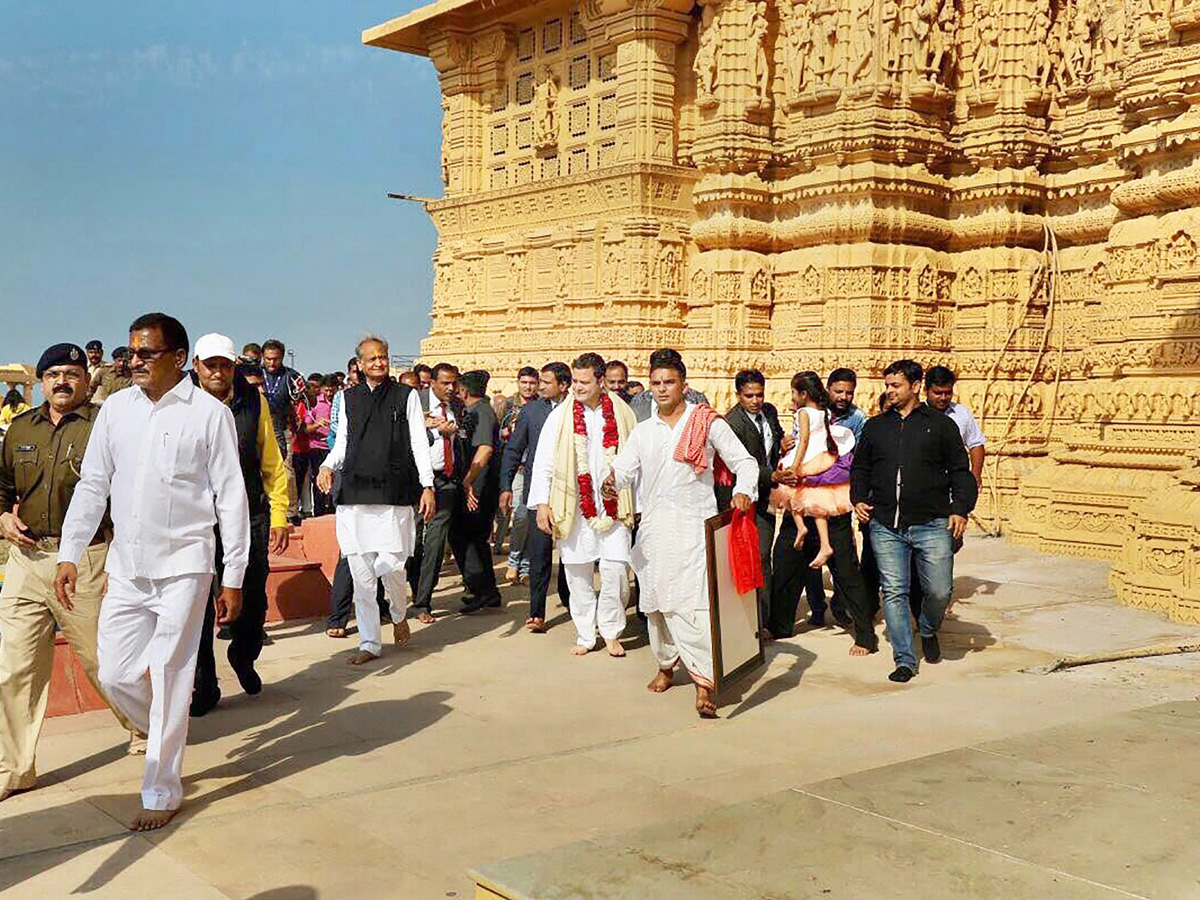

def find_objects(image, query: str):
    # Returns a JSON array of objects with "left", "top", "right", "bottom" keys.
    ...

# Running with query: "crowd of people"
[{"left": 0, "top": 311, "right": 983, "bottom": 832}]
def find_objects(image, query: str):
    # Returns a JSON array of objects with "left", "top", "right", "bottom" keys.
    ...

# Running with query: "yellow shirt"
[
  {"left": 0, "top": 402, "right": 31, "bottom": 428},
  {"left": 254, "top": 398, "right": 289, "bottom": 529}
]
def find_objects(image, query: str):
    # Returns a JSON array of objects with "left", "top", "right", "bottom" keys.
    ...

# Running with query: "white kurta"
[
  {"left": 323, "top": 387, "right": 435, "bottom": 557},
  {"left": 608, "top": 402, "right": 758, "bottom": 613},
  {"left": 526, "top": 400, "right": 631, "bottom": 565}
]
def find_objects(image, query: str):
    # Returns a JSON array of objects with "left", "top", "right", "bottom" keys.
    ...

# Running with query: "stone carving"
[
  {"left": 881, "top": 0, "right": 902, "bottom": 79},
  {"left": 749, "top": 2, "right": 771, "bottom": 104},
  {"left": 781, "top": 0, "right": 815, "bottom": 97},
  {"left": 814, "top": 0, "right": 841, "bottom": 87},
  {"left": 972, "top": 0, "right": 1001, "bottom": 88},
  {"left": 916, "top": 0, "right": 958, "bottom": 85},
  {"left": 440, "top": 97, "right": 451, "bottom": 185},
  {"left": 508, "top": 252, "right": 527, "bottom": 302},
  {"left": 658, "top": 244, "right": 682, "bottom": 294},
  {"left": 533, "top": 66, "right": 559, "bottom": 150},
  {"left": 849, "top": 0, "right": 875, "bottom": 82},
  {"left": 695, "top": 3, "right": 721, "bottom": 106}
]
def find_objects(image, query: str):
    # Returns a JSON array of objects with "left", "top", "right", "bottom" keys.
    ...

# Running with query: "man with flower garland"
[
  {"left": 603, "top": 349, "right": 759, "bottom": 718},
  {"left": 528, "top": 353, "right": 637, "bottom": 656}
]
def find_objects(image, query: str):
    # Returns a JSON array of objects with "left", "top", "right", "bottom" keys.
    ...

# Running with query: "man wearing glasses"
[
  {"left": 0, "top": 343, "right": 144, "bottom": 805},
  {"left": 55, "top": 313, "right": 250, "bottom": 831}
]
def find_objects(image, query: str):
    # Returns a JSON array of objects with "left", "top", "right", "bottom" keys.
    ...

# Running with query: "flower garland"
[{"left": 574, "top": 394, "right": 620, "bottom": 533}]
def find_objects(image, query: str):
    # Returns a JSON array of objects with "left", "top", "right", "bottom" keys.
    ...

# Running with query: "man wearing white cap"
[
  {"left": 317, "top": 335, "right": 435, "bottom": 664},
  {"left": 55, "top": 312, "right": 249, "bottom": 831},
  {"left": 190, "top": 333, "right": 290, "bottom": 716}
]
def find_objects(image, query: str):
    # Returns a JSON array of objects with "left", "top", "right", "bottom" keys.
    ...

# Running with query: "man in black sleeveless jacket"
[
  {"left": 317, "top": 336, "right": 435, "bottom": 665},
  {"left": 190, "top": 334, "right": 291, "bottom": 716}
]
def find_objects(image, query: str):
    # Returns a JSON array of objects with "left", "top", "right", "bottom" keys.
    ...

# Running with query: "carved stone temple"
[{"left": 364, "top": 0, "right": 1200, "bottom": 623}]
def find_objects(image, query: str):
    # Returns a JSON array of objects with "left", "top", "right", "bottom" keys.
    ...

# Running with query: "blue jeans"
[
  {"left": 869, "top": 519, "right": 953, "bottom": 670},
  {"left": 506, "top": 470, "right": 530, "bottom": 576}
]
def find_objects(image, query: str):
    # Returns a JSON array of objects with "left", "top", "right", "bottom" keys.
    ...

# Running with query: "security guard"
[{"left": 0, "top": 343, "right": 142, "bottom": 803}]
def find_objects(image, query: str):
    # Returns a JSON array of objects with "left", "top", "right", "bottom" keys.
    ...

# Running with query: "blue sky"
[{"left": 0, "top": 0, "right": 441, "bottom": 376}]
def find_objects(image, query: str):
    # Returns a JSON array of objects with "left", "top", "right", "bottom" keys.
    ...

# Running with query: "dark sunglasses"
[{"left": 129, "top": 347, "right": 174, "bottom": 361}]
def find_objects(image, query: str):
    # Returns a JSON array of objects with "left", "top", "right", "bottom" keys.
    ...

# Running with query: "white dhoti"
[
  {"left": 335, "top": 503, "right": 418, "bottom": 656},
  {"left": 563, "top": 560, "right": 628, "bottom": 648},
  {"left": 647, "top": 609, "right": 714, "bottom": 689},
  {"left": 97, "top": 573, "right": 212, "bottom": 811},
  {"left": 346, "top": 551, "right": 409, "bottom": 656}
]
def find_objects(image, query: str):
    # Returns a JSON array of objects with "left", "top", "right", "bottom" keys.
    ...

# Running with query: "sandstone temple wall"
[{"left": 365, "top": 0, "right": 1200, "bottom": 623}]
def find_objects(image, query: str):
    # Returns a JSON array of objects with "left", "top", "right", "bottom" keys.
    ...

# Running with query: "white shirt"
[
  {"left": 608, "top": 403, "right": 758, "bottom": 613},
  {"left": 945, "top": 402, "right": 986, "bottom": 450},
  {"left": 427, "top": 393, "right": 458, "bottom": 475},
  {"left": 527, "top": 399, "right": 631, "bottom": 564},
  {"left": 751, "top": 411, "right": 774, "bottom": 458},
  {"left": 323, "top": 383, "right": 434, "bottom": 555},
  {"left": 59, "top": 377, "right": 250, "bottom": 588}
]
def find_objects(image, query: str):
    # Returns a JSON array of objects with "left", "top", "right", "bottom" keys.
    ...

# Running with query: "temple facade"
[{"left": 365, "top": 0, "right": 1200, "bottom": 624}]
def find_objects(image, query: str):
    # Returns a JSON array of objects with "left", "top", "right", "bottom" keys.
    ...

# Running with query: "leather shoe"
[
  {"left": 461, "top": 593, "right": 502, "bottom": 613},
  {"left": 888, "top": 665, "right": 915, "bottom": 684},
  {"left": 922, "top": 634, "right": 941, "bottom": 664}
]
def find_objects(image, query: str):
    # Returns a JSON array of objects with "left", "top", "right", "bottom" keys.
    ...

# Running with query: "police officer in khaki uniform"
[{"left": 0, "top": 342, "right": 142, "bottom": 803}]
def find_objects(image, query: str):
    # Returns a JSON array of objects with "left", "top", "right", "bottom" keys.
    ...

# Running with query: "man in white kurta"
[
  {"left": 528, "top": 355, "right": 635, "bottom": 656},
  {"left": 606, "top": 350, "right": 758, "bottom": 717},
  {"left": 318, "top": 338, "right": 435, "bottom": 665},
  {"left": 55, "top": 313, "right": 250, "bottom": 830}
]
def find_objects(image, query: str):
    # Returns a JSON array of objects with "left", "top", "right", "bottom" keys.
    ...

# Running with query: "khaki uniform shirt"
[
  {"left": 91, "top": 369, "right": 132, "bottom": 405},
  {"left": 0, "top": 403, "right": 110, "bottom": 542}
]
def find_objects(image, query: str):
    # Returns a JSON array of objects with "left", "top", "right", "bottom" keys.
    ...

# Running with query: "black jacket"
[
  {"left": 418, "top": 387, "right": 468, "bottom": 484},
  {"left": 338, "top": 380, "right": 421, "bottom": 506},
  {"left": 500, "top": 398, "right": 555, "bottom": 493},
  {"left": 718, "top": 403, "right": 784, "bottom": 515},
  {"left": 849, "top": 403, "right": 977, "bottom": 529}
]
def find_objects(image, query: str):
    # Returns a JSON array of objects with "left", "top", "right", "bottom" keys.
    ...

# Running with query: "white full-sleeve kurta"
[
  {"left": 58, "top": 377, "right": 250, "bottom": 589},
  {"left": 607, "top": 402, "right": 758, "bottom": 613},
  {"left": 323, "top": 385, "right": 434, "bottom": 557},
  {"left": 526, "top": 399, "right": 631, "bottom": 565}
]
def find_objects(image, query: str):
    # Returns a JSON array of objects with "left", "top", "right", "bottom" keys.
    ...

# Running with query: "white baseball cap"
[{"left": 194, "top": 333, "right": 238, "bottom": 363}]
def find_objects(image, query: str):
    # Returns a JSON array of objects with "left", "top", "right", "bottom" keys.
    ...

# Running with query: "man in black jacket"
[
  {"left": 717, "top": 370, "right": 785, "bottom": 630},
  {"left": 499, "top": 362, "right": 572, "bottom": 632},
  {"left": 850, "top": 359, "right": 978, "bottom": 683}
]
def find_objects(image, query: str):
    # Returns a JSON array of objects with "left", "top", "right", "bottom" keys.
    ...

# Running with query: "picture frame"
[{"left": 704, "top": 508, "right": 766, "bottom": 695}]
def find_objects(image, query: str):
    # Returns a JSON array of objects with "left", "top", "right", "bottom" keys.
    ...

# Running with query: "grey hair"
[{"left": 355, "top": 334, "right": 389, "bottom": 358}]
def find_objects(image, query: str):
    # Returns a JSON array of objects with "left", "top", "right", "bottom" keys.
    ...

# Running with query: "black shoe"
[
  {"left": 461, "top": 593, "right": 503, "bottom": 613},
  {"left": 806, "top": 611, "right": 826, "bottom": 628},
  {"left": 288, "top": 515, "right": 302, "bottom": 527},
  {"left": 230, "top": 656, "right": 263, "bottom": 695},
  {"left": 261, "top": 630, "right": 273, "bottom": 646},
  {"left": 888, "top": 665, "right": 915, "bottom": 683},
  {"left": 922, "top": 634, "right": 941, "bottom": 664},
  {"left": 216, "top": 625, "right": 232, "bottom": 641},
  {"left": 190, "top": 685, "right": 221, "bottom": 717}
]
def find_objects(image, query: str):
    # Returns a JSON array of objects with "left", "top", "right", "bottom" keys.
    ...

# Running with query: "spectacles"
[{"left": 130, "top": 347, "right": 173, "bottom": 361}]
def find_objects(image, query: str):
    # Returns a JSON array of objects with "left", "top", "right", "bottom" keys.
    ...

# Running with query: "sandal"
[{"left": 326, "top": 627, "right": 347, "bottom": 639}]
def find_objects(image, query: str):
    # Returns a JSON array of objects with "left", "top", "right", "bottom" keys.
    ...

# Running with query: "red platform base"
[{"left": 48, "top": 635, "right": 109, "bottom": 718}]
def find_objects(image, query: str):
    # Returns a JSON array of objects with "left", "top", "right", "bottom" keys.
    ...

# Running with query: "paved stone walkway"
[{"left": 1, "top": 536, "right": 1197, "bottom": 899}]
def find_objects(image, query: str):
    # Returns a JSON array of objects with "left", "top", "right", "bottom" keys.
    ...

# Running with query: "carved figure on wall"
[
  {"left": 1098, "top": 0, "right": 1124, "bottom": 75},
  {"left": 814, "top": 0, "right": 841, "bottom": 86},
  {"left": 440, "top": 97, "right": 452, "bottom": 186},
  {"left": 974, "top": 0, "right": 1001, "bottom": 87},
  {"left": 849, "top": 0, "right": 875, "bottom": 81},
  {"left": 658, "top": 244, "right": 682, "bottom": 294},
  {"left": 555, "top": 245, "right": 573, "bottom": 299},
  {"left": 695, "top": 3, "right": 721, "bottom": 103},
  {"left": 533, "top": 66, "right": 559, "bottom": 150},
  {"left": 881, "top": 0, "right": 903, "bottom": 78},
  {"left": 603, "top": 245, "right": 623, "bottom": 294},
  {"left": 509, "top": 252, "right": 527, "bottom": 302},
  {"left": 1064, "top": 0, "right": 1096, "bottom": 85},
  {"left": 750, "top": 2, "right": 771, "bottom": 103},
  {"left": 782, "top": 0, "right": 814, "bottom": 96}
]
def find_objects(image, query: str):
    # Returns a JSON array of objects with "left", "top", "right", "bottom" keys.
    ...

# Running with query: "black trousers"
[
  {"left": 524, "top": 518, "right": 570, "bottom": 620},
  {"left": 413, "top": 480, "right": 460, "bottom": 612},
  {"left": 450, "top": 481, "right": 501, "bottom": 602},
  {"left": 326, "top": 555, "right": 389, "bottom": 629},
  {"left": 194, "top": 518, "right": 270, "bottom": 697},
  {"left": 769, "top": 513, "right": 877, "bottom": 651},
  {"left": 751, "top": 509, "right": 775, "bottom": 629}
]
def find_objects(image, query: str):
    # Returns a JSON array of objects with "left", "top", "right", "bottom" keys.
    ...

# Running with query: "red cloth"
[
  {"left": 729, "top": 509, "right": 764, "bottom": 595},
  {"left": 674, "top": 404, "right": 722, "bottom": 474}
]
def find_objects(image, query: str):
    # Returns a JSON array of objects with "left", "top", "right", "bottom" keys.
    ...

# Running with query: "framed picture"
[{"left": 705, "top": 508, "right": 766, "bottom": 694}]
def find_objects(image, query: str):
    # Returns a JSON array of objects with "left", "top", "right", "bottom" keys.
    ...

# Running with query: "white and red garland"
[{"left": 573, "top": 394, "right": 620, "bottom": 533}]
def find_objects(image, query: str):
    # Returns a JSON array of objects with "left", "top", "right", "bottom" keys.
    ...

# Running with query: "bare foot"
[
  {"left": 326, "top": 627, "right": 347, "bottom": 638},
  {"left": 527, "top": 617, "right": 546, "bottom": 633},
  {"left": 348, "top": 650, "right": 379, "bottom": 666},
  {"left": 695, "top": 685, "right": 718, "bottom": 718},
  {"left": 416, "top": 611, "right": 435, "bottom": 625},
  {"left": 849, "top": 644, "right": 872, "bottom": 657},
  {"left": 606, "top": 639, "right": 626, "bottom": 657},
  {"left": 0, "top": 787, "right": 11, "bottom": 803},
  {"left": 570, "top": 644, "right": 591, "bottom": 656},
  {"left": 793, "top": 534, "right": 806, "bottom": 551},
  {"left": 393, "top": 620, "right": 411, "bottom": 647},
  {"left": 647, "top": 669, "right": 673, "bottom": 692},
  {"left": 809, "top": 546, "right": 834, "bottom": 569},
  {"left": 130, "top": 807, "right": 178, "bottom": 831}
]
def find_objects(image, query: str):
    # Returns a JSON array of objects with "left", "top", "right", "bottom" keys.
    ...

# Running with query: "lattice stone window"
[
  {"left": 516, "top": 71, "right": 534, "bottom": 105},
  {"left": 543, "top": 19, "right": 563, "bottom": 54},
  {"left": 598, "top": 52, "right": 617, "bottom": 82},
  {"left": 598, "top": 93, "right": 617, "bottom": 130},
  {"left": 494, "top": 84, "right": 509, "bottom": 112},
  {"left": 569, "top": 55, "right": 589, "bottom": 90},
  {"left": 492, "top": 122, "right": 508, "bottom": 155},
  {"left": 492, "top": 166, "right": 508, "bottom": 189},
  {"left": 518, "top": 29, "right": 535, "bottom": 61},
  {"left": 570, "top": 10, "right": 587, "bottom": 45},
  {"left": 598, "top": 141, "right": 616, "bottom": 167},
  {"left": 516, "top": 116, "right": 533, "bottom": 150},
  {"left": 569, "top": 101, "right": 589, "bottom": 137},
  {"left": 542, "top": 154, "right": 559, "bottom": 179},
  {"left": 515, "top": 161, "right": 533, "bottom": 185},
  {"left": 568, "top": 147, "right": 588, "bottom": 174}
]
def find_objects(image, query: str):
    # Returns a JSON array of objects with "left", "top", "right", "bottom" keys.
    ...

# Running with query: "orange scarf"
[{"left": 673, "top": 404, "right": 732, "bottom": 486}]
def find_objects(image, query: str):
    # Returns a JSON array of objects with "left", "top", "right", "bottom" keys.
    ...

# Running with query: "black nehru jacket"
[
  {"left": 338, "top": 380, "right": 421, "bottom": 506},
  {"left": 191, "top": 370, "right": 268, "bottom": 523},
  {"left": 850, "top": 403, "right": 978, "bottom": 529}
]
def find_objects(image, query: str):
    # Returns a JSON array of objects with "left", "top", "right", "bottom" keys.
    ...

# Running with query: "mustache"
[{"left": 52, "top": 386, "right": 74, "bottom": 394}]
